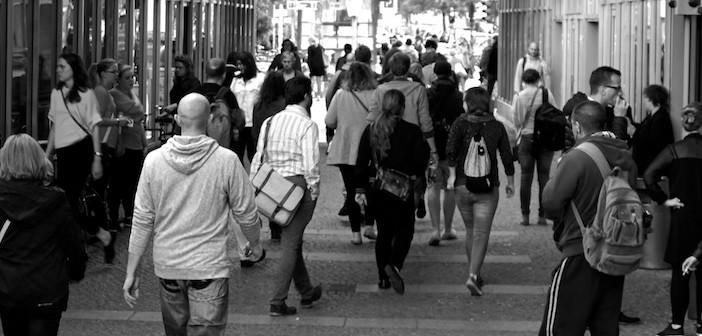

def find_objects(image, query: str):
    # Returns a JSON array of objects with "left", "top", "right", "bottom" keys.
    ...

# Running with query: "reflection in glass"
[
  {"left": 38, "top": 0, "right": 57, "bottom": 140},
  {"left": 117, "top": 0, "right": 128, "bottom": 64},
  {"left": 62, "top": 0, "right": 75, "bottom": 53},
  {"left": 11, "top": 0, "right": 29, "bottom": 135}
]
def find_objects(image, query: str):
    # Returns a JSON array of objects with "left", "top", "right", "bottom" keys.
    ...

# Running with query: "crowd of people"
[{"left": 0, "top": 34, "right": 701, "bottom": 336}]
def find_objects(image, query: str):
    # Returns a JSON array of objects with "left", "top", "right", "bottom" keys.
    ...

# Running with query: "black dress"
[
  {"left": 644, "top": 133, "right": 702, "bottom": 264},
  {"left": 307, "top": 44, "right": 326, "bottom": 77}
]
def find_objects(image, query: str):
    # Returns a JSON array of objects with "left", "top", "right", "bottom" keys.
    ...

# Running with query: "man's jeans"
[
  {"left": 159, "top": 278, "right": 229, "bottom": 336},
  {"left": 270, "top": 175, "right": 317, "bottom": 306},
  {"left": 517, "top": 134, "right": 554, "bottom": 217}
]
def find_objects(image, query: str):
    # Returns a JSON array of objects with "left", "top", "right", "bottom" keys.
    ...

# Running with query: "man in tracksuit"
[{"left": 539, "top": 101, "right": 638, "bottom": 336}]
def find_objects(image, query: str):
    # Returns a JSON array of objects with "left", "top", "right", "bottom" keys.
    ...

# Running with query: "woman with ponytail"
[
  {"left": 645, "top": 103, "right": 702, "bottom": 336},
  {"left": 445, "top": 87, "right": 514, "bottom": 296},
  {"left": 355, "top": 90, "right": 429, "bottom": 294}
]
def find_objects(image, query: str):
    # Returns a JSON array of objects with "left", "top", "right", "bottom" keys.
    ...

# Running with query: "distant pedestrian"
[
  {"left": 164, "top": 54, "right": 200, "bottom": 114},
  {"left": 326, "top": 62, "right": 379, "bottom": 245},
  {"left": 513, "top": 42, "right": 550, "bottom": 94},
  {"left": 268, "top": 39, "right": 303, "bottom": 73},
  {"left": 278, "top": 51, "right": 305, "bottom": 82},
  {"left": 368, "top": 52, "right": 438, "bottom": 219},
  {"left": 426, "top": 61, "right": 465, "bottom": 247},
  {"left": 307, "top": 37, "right": 327, "bottom": 98},
  {"left": 249, "top": 76, "right": 323, "bottom": 316},
  {"left": 356, "top": 89, "right": 430, "bottom": 294},
  {"left": 627, "top": 84, "right": 675, "bottom": 175},
  {"left": 510, "top": 69, "right": 557, "bottom": 226},
  {"left": 0, "top": 134, "right": 87, "bottom": 336},
  {"left": 446, "top": 87, "right": 515, "bottom": 296},
  {"left": 645, "top": 103, "right": 702, "bottom": 336},
  {"left": 123, "top": 93, "right": 264, "bottom": 335},
  {"left": 336, "top": 43, "right": 353, "bottom": 71},
  {"left": 539, "top": 101, "right": 637, "bottom": 335},
  {"left": 230, "top": 51, "right": 266, "bottom": 164}
]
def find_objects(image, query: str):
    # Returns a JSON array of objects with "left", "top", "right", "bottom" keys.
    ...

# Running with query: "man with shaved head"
[
  {"left": 123, "top": 92, "right": 263, "bottom": 335},
  {"left": 538, "top": 101, "right": 637, "bottom": 335}
]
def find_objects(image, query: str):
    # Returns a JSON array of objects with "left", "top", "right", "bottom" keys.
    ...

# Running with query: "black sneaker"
[
  {"left": 618, "top": 312, "right": 642, "bottom": 325},
  {"left": 300, "top": 285, "right": 323, "bottom": 308},
  {"left": 338, "top": 204, "right": 349, "bottom": 216},
  {"left": 657, "top": 323, "right": 684, "bottom": 336},
  {"left": 270, "top": 303, "right": 297, "bottom": 316},
  {"left": 384, "top": 265, "right": 404, "bottom": 294}
]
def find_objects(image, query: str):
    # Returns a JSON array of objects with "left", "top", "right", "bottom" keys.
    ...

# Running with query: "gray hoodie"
[{"left": 129, "top": 135, "right": 260, "bottom": 279}]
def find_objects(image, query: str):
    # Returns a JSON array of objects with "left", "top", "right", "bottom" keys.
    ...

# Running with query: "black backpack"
[{"left": 534, "top": 88, "right": 567, "bottom": 151}]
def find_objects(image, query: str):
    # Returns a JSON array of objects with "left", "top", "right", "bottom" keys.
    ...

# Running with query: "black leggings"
[
  {"left": 372, "top": 189, "right": 415, "bottom": 281},
  {"left": 670, "top": 262, "right": 702, "bottom": 325},
  {"left": 108, "top": 149, "right": 144, "bottom": 221},
  {"left": 56, "top": 136, "right": 100, "bottom": 235},
  {"left": 233, "top": 127, "right": 255, "bottom": 164},
  {"left": 338, "top": 164, "right": 364, "bottom": 232}
]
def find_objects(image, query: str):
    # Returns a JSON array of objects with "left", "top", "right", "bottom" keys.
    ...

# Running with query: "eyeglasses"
[
  {"left": 105, "top": 70, "right": 119, "bottom": 75},
  {"left": 605, "top": 85, "right": 622, "bottom": 91}
]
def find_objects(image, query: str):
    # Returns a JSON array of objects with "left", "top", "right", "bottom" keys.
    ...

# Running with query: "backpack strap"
[
  {"left": 542, "top": 88, "right": 549, "bottom": 105},
  {"left": 260, "top": 116, "right": 274, "bottom": 165},
  {"left": 0, "top": 219, "right": 10, "bottom": 246},
  {"left": 522, "top": 57, "right": 526, "bottom": 72},
  {"left": 214, "top": 86, "right": 230, "bottom": 101},
  {"left": 516, "top": 88, "right": 540, "bottom": 145},
  {"left": 575, "top": 142, "right": 611, "bottom": 179}
]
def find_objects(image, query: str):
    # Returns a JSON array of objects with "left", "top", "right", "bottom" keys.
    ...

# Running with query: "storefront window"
[
  {"left": 11, "top": 0, "right": 29, "bottom": 135},
  {"left": 117, "top": 0, "right": 128, "bottom": 64},
  {"left": 37, "top": 0, "right": 57, "bottom": 140}
]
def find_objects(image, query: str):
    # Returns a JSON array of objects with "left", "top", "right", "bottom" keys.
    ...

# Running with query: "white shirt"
[
  {"left": 230, "top": 72, "right": 266, "bottom": 127},
  {"left": 48, "top": 88, "right": 103, "bottom": 149},
  {"left": 249, "top": 105, "right": 320, "bottom": 189}
]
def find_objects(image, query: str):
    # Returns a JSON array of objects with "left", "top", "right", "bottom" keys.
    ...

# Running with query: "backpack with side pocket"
[
  {"left": 464, "top": 122, "right": 492, "bottom": 193},
  {"left": 571, "top": 142, "right": 645, "bottom": 276},
  {"left": 533, "top": 88, "right": 568, "bottom": 151},
  {"left": 207, "top": 87, "right": 236, "bottom": 149}
]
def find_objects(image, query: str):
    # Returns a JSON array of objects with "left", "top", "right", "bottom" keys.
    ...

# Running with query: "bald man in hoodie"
[{"left": 123, "top": 93, "right": 263, "bottom": 335}]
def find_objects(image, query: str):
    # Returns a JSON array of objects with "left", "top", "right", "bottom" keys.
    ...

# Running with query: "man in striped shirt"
[{"left": 249, "top": 76, "right": 322, "bottom": 316}]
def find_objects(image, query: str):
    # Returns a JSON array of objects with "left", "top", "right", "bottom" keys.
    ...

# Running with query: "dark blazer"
[{"left": 631, "top": 108, "right": 674, "bottom": 175}]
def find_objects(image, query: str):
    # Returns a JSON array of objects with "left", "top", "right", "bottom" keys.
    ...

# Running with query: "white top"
[
  {"left": 48, "top": 88, "right": 102, "bottom": 149},
  {"left": 230, "top": 72, "right": 266, "bottom": 127}
]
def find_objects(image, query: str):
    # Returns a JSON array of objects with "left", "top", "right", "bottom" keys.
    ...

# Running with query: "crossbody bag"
[
  {"left": 369, "top": 125, "right": 412, "bottom": 201},
  {"left": 250, "top": 115, "right": 305, "bottom": 226}
]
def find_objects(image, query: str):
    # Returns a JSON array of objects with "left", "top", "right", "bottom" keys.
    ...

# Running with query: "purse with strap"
[
  {"left": 349, "top": 90, "right": 370, "bottom": 113},
  {"left": 250, "top": 116, "right": 305, "bottom": 226},
  {"left": 369, "top": 125, "right": 412, "bottom": 201},
  {"left": 61, "top": 90, "right": 92, "bottom": 137}
]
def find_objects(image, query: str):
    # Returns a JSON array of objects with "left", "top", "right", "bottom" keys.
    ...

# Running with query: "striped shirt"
[{"left": 250, "top": 104, "right": 320, "bottom": 189}]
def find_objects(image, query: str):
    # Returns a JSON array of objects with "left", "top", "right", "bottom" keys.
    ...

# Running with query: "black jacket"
[
  {"left": 562, "top": 92, "right": 630, "bottom": 150},
  {"left": 0, "top": 180, "right": 87, "bottom": 313},
  {"left": 427, "top": 76, "right": 465, "bottom": 160},
  {"left": 630, "top": 108, "right": 674, "bottom": 175}
]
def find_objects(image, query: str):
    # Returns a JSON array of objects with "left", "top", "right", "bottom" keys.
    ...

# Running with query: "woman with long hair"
[
  {"left": 645, "top": 103, "right": 702, "bottom": 336},
  {"left": 446, "top": 87, "right": 515, "bottom": 296},
  {"left": 0, "top": 134, "right": 87, "bottom": 336},
  {"left": 109, "top": 64, "right": 147, "bottom": 228},
  {"left": 326, "top": 62, "right": 378, "bottom": 245},
  {"left": 164, "top": 54, "right": 201, "bottom": 114},
  {"left": 251, "top": 71, "right": 287, "bottom": 242},
  {"left": 268, "top": 39, "right": 302, "bottom": 72},
  {"left": 88, "top": 58, "right": 129, "bottom": 231},
  {"left": 45, "top": 52, "right": 116, "bottom": 263},
  {"left": 231, "top": 51, "right": 266, "bottom": 164},
  {"left": 355, "top": 89, "right": 429, "bottom": 294}
]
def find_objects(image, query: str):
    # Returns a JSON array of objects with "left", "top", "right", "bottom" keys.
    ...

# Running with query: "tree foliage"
[{"left": 256, "top": 0, "right": 285, "bottom": 48}]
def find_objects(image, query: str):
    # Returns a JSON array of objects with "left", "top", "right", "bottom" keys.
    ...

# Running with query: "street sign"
[{"left": 286, "top": 0, "right": 318, "bottom": 10}]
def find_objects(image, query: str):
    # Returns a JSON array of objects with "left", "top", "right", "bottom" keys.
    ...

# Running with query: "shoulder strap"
[
  {"left": 369, "top": 124, "right": 380, "bottom": 169},
  {"left": 570, "top": 202, "right": 587, "bottom": 232},
  {"left": 260, "top": 116, "right": 274, "bottom": 165},
  {"left": 349, "top": 90, "right": 370, "bottom": 113},
  {"left": 517, "top": 88, "right": 540, "bottom": 142},
  {"left": 522, "top": 57, "right": 526, "bottom": 72},
  {"left": 215, "top": 86, "right": 230, "bottom": 101},
  {"left": 575, "top": 142, "right": 611, "bottom": 179},
  {"left": 669, "top": 144, "right": 678, "bottom": 159},
  {"left": 542, "top": 88, "right": 549, "bottom": 104},
  {"left": 61, "top": 90, "right": 92, "bottom": 137},
  {"left": 0, "top": 219, "right": 10, "bottom": 246}
]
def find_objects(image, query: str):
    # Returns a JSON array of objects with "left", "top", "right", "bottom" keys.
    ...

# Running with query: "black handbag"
[
  {"left": 371, "top": 142, "right": 412, "bottom": 201},
  {"left": 77, "top": 182, "right": 108, "bottom": 230}
]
